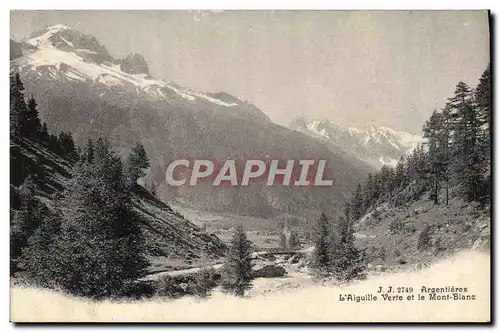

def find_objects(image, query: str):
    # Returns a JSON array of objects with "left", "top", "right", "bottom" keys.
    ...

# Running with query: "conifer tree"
[
  {"left": 17, "top": 209, "right": 62, "bottom": 287},
  {"left": 438, "top": 105, "right": 452, "bottom": 205},
  {"left": 379, "top": 165, "right": 394, "bottom": 200},
  {"left": 58, "top": 131, "right": 78, "bottom": 161},
  {"left": 10, "top": 176, "right": 46, "bottom": 274},
  {"left": 279, "top": 231, "right": 287, "bottom": 249},
  {"left": 423, "top": 110, "right": 445, "bottom": 204},
  {"left": 40, "top": 122, "right": 49, "bottom": 142},
  {"left": 331, "top": 217, "right": 366, "bottom": 282},
  {"left": 393, "top": 156, "right": 406, "bottom": 190},
  {"left": 448, "top": 82, "right": 481, "bottom": 201},
  {"left": 220, "top": 225, "right": 253, "bottom": 297},
  {"left": 83, "top": 139, "right": 95, "bottom": 163},
  {"left": 473, "top": 64, "right": 491, "bottom": 202},
  {"left": 24, "top": 96, "right": 42, "bottom": 139},
  {"left": 288, "top": 231, "right": 299, "bottom": 249},
  {"left": 48, "top": 137, "right": 148, "bottom": 298},
  {"left": 475, "top": 64, "right": 491, "bottom": 145},
  {"left": 311, "top": 212, "right": 332, "bottom": 277},
  {"left": 125, "top": 142, "right": 150, "bottom": 189},
  {"left": 351, "top": 184, "right": 364, "bottom": 220},
  {"left": 10, "top": 73, "right": 27, "bottom": 137}
]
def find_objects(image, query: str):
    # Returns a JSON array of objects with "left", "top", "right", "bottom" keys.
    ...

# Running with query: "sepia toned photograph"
[{"left": 9, "top": 10, "right": 491, "bottom": 323}]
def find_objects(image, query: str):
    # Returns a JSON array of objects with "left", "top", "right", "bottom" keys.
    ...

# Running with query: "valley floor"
[{"left": 10, "top": 250, "right": 490, "bottom": 322}]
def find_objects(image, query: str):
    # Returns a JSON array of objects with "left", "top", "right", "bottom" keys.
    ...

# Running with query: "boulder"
[{"left": 253, "top": 264, "right": 286, "bottom": 278}]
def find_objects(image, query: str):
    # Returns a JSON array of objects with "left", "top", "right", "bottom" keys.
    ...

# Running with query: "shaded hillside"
[
  {"left": 11, "top": 24, "right": 371, "bottom": 220},
  {"left": 10, "top": 137, "right": 226, "bottom": 263}
]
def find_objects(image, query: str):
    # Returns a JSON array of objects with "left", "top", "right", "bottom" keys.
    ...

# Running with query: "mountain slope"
[
  {"left": 289, "top": 117, "right": 424, "bottom": 168},
  {"left": 10, "top": 24, "right": 371, "bottom": 220},
  {"left": 11, "top": 24, "right": 269, "bottom": 123},
  {"left": 10, "top": 137, "right": 226, "bottom": 267},
  {"left": 354, "top": 198, "right": 490, "bottom": 271}
]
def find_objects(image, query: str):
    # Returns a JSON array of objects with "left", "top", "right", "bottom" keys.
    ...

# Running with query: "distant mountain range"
[
  {"left": 10, "top": 24, "right": 371, "bottom": 221},
  {"left": 289, "top": 117, "right": 424, "bottom": 169}
]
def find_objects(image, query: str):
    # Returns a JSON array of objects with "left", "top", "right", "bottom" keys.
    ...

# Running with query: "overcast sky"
[{"left": 10, "top": 10, "right": 490, "bottom": 133}]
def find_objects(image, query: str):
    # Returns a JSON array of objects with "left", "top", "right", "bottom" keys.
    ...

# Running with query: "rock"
[
  {"left": 253, "top": 264, "right": 286, "bottom": 278},
  {"left": 374, "top": 265, "right": 387, "bottom": 273},
  {"left": 120, "top": 53, "right": 150, "bottom": 76}
]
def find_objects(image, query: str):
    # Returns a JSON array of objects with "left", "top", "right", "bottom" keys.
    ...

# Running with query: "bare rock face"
[
  {"left": 253, "top": 264, "right": 286, "bottom": 278},
  {"left": 120, "top": 53, "right": 150, "bottom": 76}
]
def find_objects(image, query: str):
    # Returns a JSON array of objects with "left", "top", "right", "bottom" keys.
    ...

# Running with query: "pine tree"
[
  {"left": 48, "top": 137, "right": 148, "bottom": 298},
  {"left": 379, "top": 165, "right": 394, "bottom": 200},
  {"left": 475, "top": 64, "right": 491, "bottom": 147},
  {"left": 393, "top": 156, "right": 406, "bottom": 190},
  {"left": 473, "top": 64, "right": 491, "bottom": 202},
  {"left": 279, "top": 231, "right": 287, "bottom": 249},
  {"left": 10, "top": 73, "right": 27, "bottom": 137},
  {"left": 350, "top": 184, "right": 364, "bottom": 220},
  {"left": 83, "top": 139, "right": 95, "bottom": 162},
  {"left": 125, "top": 142, "right": 150, "bottom": 189},
  {"left": 220, "top": 225, "right": 253, "bottom": 297},
  {"left": 288, "top": 231, "right": 299, "bottom": 249},
  {"left": 40, "top": 122, "right": 49, "bottom": 142},
  {"left": 10, "top": 176, "right": 46, "bottom": 274},
  {"left": 17, "top": 209, "right": 62, "bottom": 287},
  {"left": 311, "top": 212, "right": 333, "bottom": 277},
  {"left": 331, "top": 217, "right": 366, "bottom": 282},
  {"left": 437, "top": 105, "right": 452, "bottom": 205},
  {"left": 448, "top": 82, "right": 481, "bottom": 201},
  {"left": 58, "top": 131, "right": 78, "bottom": 161},
  {"left": 423, "top": 110, "right": 445, "bottom": 204},
  {"left": 25, "top": 96, "right": 42, "bottom": 139}
]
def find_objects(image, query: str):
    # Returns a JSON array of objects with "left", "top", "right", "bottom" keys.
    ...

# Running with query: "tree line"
[
  {"left": 10, "top": 73, "right": 151, "bottom": 298},
  {"left": 10, "top": 72, "right": 259, "bottom": 299},
  {"left": 10, "top": 73, "right": 78, "bottom": 161},
  {"left": 345, "top": 65, "right": 491, "bottom": 221},
  {"left": 311, "top": 212, "right": 366, "bottom": 282}
]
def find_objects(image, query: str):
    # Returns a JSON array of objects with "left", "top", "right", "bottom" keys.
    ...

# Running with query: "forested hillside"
[
  {"left": 342, "top": 65, "right": 491, "bottom": 267},
  {"left": 345, "top": 65, "right": 491, "bottom": 220},
  {"left": 10, "top": 73, "right": 226, "bottom": 298}
]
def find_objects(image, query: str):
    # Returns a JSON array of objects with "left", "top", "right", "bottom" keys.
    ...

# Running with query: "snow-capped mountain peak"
[
  {"left": 27, "top": 24, "right": 71, "bottom": 47},
  {"left": 12, "top": 24, "right": 257, "bottom": 113},
  {"left": 290, "top": 117, "right": 424, "bottom": 168}
]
